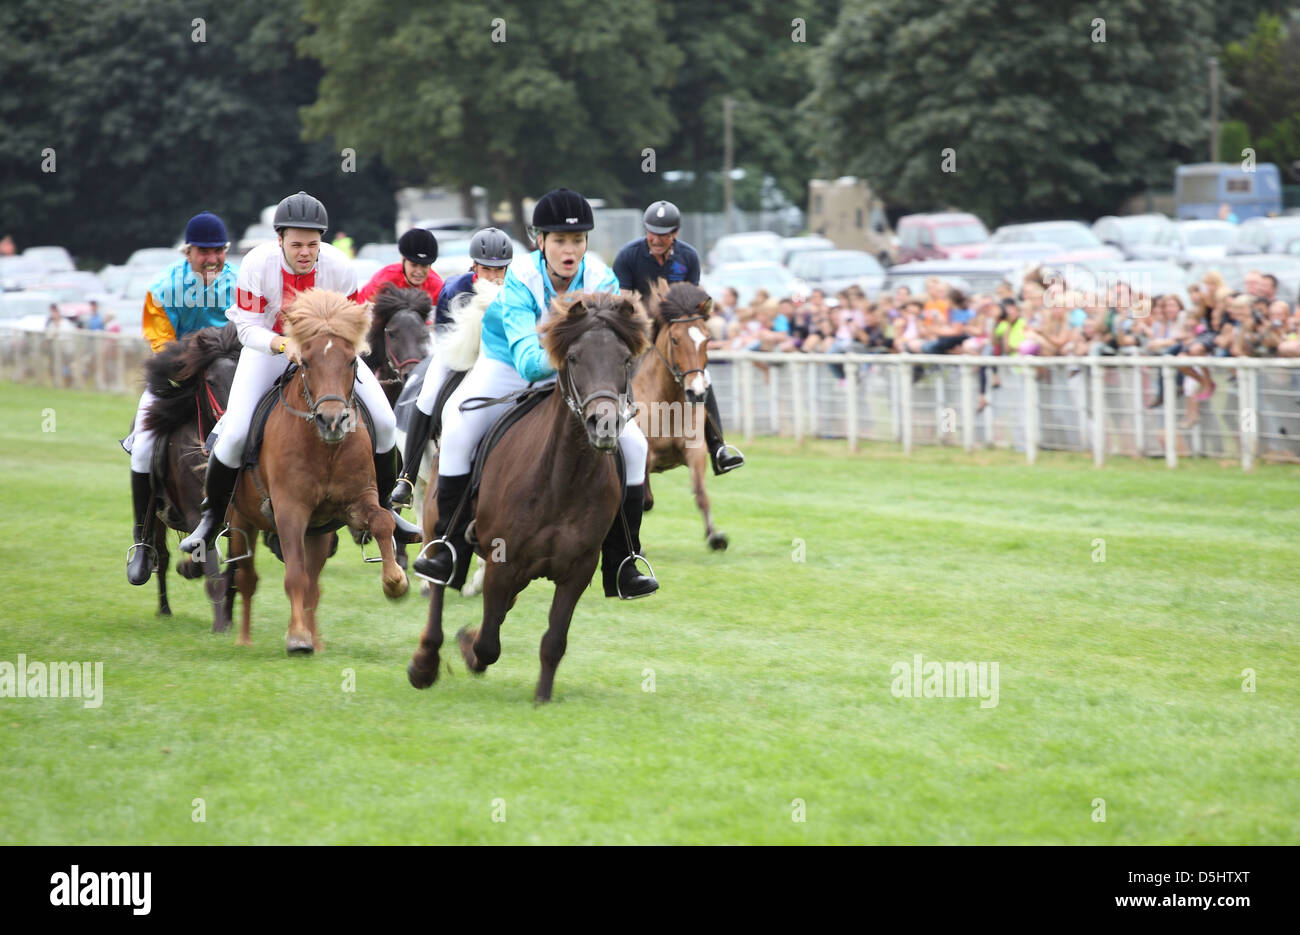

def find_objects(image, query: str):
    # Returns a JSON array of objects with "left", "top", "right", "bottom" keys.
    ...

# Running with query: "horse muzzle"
[
  {"left": 585, "top": 400, "right": 623, "bottom": 451},
  {"left": 314, "top": 408, "right": 354, "bottom": 445}
]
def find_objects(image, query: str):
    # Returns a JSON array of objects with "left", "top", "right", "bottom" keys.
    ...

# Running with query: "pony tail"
[{"left": 440, "top": 279, "right": 498, "bottom": 372}]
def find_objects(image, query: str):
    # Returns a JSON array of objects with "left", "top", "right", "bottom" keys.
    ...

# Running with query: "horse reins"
[{"left": 195, "top": 381, "right": 226, "bottom": 453}]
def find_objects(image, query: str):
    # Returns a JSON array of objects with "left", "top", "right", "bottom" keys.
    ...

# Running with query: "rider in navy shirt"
[{"left": 613, "top": 201, "right": 743, "bottom": 475}]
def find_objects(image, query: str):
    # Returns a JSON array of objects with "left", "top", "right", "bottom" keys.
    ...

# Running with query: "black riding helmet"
[
  {"left": 399, "top": 228, "right": 438, "bottom": 264},
  {"left": 273, "top": 191, "right": 329, "bottom": 233},
  {"left": 532, "top": 188, "right": 594, "bottom": 233},
  {"left": 469, "top": 227, "right": 512, "bottom": 267},
  {"left": 643, "top": 200, "right": 680, "bottom": 234}
]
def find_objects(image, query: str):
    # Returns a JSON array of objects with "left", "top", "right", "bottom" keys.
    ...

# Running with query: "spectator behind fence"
[{"left": 84, "top": 300, "right": 104, "bottom": 331}]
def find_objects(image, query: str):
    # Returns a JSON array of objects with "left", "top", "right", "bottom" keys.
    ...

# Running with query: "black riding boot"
[
  {"left": 127, "top": 470, "right": 155, "bottom": 585},
  {"left": 391, "top": 405, "right": 434, "bottom": 507},
  {"left": 601, "top": 484, "right": 658, "bottom": 599},
  {"left": 374, "top": 446, "right": 423, "bottom": 544},
  {"left": 180, "top": 456, "right": 239, "bottom": 556},
  {"left": 703, "top": 386, "right": 744, "bottom": 475},
  {"left": 413, "top": 473, "right": 472, "bottom": 588}
]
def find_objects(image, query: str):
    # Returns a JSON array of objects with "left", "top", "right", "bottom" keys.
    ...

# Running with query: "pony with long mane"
[
  {"left": 632, "top": 281, "right": 728, "bottom": 549},
  {"left": 364, "top": 284, "right": 432, "bottom": 405},
  {"left": 224, "top": 289, "right": 408, "bottom": 652},
  {"left": 407, "top": 291, "right": 650, "bottom": 702},
  {"left": 139, "top": 323, "right": 242, "bottom": 629}
]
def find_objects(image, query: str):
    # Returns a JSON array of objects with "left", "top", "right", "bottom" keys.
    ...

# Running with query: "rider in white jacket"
[{"left": 180, "top": 191, "right": 420, "bottom": 558}]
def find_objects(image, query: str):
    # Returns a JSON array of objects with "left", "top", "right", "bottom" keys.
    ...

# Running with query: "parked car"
[
  {"left": 125, "top": 247, "right": 181, "bottom": 269},
  {"left": 0, "top": 255, "right": 48, "bottom": 291},
  {"left": 234, "top": 224, "right": 275, "bottom": 257},
  {"left": 884, "top": 258, "right": 1030, "bottom": 298},
  {"left": 21, "top": 245, "right": 75, "bottom": 274},
  {"left": 988, "top": 221, "right": 1123, "bottom": 263},
  {"left": 1137, "top": 220, "right": 1238, "bottom": 265},
  {"left": 701, "top": 261, "right": 802, "bottom": 306},
  {"left": 707, "top": 231, "right": 784, "bottom": 270},
  {"left": 779, "top": 235, "right": 836, "bottom": 268},
  {"left": 1091, "top": 214, "right": 1173, "bottom": 260},
  {"left": 416, "top": 217, "right": 477, "bottom": 235},
  {"left": 97, "top": 264, "right": 132, "bottom": 297},
  {"left": 28, "top": 271, "right": 105, "bottom": 299},
  {"left": 0, "top": 291, "right": 67, "bottom": 326},
  {"left": 895, "top": 212, "right": 991, "bottom": 263},
  {"left": 788, "top": 250, "right": 886, "bottom": 297},
  {"left": 1228, "top": 217, "right": 1300, "bottom": 255},
  {"left": 1057, "top": 260, "right": 1190, "bottom": 307},
  {"left": 357, "top": 242, "right": 401, "bottom": 265}
]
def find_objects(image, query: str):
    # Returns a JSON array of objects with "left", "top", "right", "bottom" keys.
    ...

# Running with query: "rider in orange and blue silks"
[
  {"left": 413, "top": 189, "right": 658, "bottom": 599},
  {"left": 125, "top": 211, "right": 238, "bottom": 586},
  {"left": 178, "top": 191, "right": 421, "bottom": 560}
]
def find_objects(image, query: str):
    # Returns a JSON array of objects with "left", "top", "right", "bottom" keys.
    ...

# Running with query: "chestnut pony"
[
  {"left": 633, "top": 281, "right": 728, "bottom": 550},
  {"left": 224, "top": 289, "right": 408, "bottom": 652},
  {"left": 407, "top": 292, "right": 650, "bottom": 703}
]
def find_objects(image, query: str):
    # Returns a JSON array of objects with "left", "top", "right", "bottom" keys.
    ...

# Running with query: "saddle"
[
  {"left": 466, "top": 383, "right": 556, "bottom": 503},
  {"left": 394, "top": 361, "right": 467, "bottom": 448}
]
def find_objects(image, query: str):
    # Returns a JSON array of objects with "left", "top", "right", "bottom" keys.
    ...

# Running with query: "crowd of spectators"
[{"left": 706, "top": 267, "right": 1300, "bottom": 420}]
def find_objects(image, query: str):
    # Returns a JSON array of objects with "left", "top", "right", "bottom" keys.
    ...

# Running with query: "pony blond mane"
[
  {"left": 284, "top": 288, "right": 372, "bottom": 355},
  {"left": 440, "top": 278, "right": 500, "bottom": 372}
]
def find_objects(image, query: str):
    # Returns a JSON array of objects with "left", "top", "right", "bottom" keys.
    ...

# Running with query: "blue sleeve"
[
  {"left": 612, "top": 244, "right": 635, "bottom": 291},
  {"left": 685, "top": 247, "right": 701, "bottom": 285},
  {"left": 500, "top": 275, "right": 556, "bottom": 382}
]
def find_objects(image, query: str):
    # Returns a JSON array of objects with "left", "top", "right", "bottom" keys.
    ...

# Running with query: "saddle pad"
[{"left": 467, "top": 384, "right": 556, "bottom": 500}]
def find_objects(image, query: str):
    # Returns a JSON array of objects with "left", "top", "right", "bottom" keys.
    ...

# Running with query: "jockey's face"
[
  {"left": 540, "top": 232, "right": 586, "bottom": 281},
  {"left": 645, "top": 228, "right": 677, "bottom": 260},
  {"left": 279, "top": 228, "right": 321, "bottom": 274},
  {"left": 186, "top": 244, "right": 227, "bottom": 285},
  {"left": 403, "top": 259, "right": 430, "bottom": 287},
  {"left": 472, "top": 262, "right": 508, "bottom": 285}
]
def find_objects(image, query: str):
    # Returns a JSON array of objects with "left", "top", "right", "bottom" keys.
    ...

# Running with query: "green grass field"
[{"left": 1, "top": 380, "right": 1297, "bottom": 844}]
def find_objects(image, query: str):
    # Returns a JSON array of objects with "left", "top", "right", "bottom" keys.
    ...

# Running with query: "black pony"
[
  {"left": 365, "top": 285, "right": 432, "bottom": 406},
  {"left": 139, "top": 323, "right": 241, "bottom": 630}
]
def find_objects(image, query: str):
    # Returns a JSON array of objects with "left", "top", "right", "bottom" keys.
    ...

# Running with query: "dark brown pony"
[
  {"left": 139, "top": 323, "right": 241, "bottom": 630},
  {"left": 364, "top": 284, "right": 432, "bottom": 406},
  {"left": 633, "top": 281, "right": 727, "bottom": 549},
  {"left": 407, "top": 292, "right": 650, "bottom": 703},
  {"left": 225, "top": 289, "right": 408, "bottom": 652}
]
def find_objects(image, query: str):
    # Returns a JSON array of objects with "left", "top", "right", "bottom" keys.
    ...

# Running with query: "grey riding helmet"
[
  {"left": 273, "top": 191, "right": 329, "bottom": 232},
  {"left": 643, "top": 200, "right": 680, "bottom": 234},
  {"left": 469, "top": 228, "right": 513, "bottom": 267}
]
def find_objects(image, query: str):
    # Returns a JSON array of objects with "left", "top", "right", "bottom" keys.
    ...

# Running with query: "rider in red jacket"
[{"left": 356, "top": 228, "right": 444, "bottom": 307}]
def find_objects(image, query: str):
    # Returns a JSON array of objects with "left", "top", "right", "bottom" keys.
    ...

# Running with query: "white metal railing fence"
[
  {"left": 6, "top": 331, "right": 1300, "bottom": 471},
  {"left": 707, "top": 351, "right": 1300, "bottom": 471}
]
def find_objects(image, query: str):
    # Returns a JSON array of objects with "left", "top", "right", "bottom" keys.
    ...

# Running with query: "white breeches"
[
  {"left": 437, "top": 355, "right": 646, "bottom": 485},
  {"left": 414, "top": 343, "right": 453, "bottom": 417},
  {"left": 212, "top": 347, "right": 396, "bottom": 467},
  {"left": 128, "top": 388, "right": 157, "bottom": 473}
]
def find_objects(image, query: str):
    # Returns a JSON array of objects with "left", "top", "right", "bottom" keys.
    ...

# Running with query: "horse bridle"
[
  {"left": 195, "top": 379, "right": 227, "bottom": 453},
  {"left": 278, "top": 357, "right": 359, "bottom": 428},
  {"left": 652, "top": 314, "right": 708, "bottom": 391},
  {"left": 558, "top": 355, "right": 636, "bottom": 431}
]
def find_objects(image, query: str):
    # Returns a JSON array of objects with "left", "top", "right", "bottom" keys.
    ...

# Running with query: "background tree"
[
  {"left": 804, "top": 0, "right": 1231, "bottom": 226},
  {"left": 1221, "top": 12, "right": 1300, "bottom": 177}
]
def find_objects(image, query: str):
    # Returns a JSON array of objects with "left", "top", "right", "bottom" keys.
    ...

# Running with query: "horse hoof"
[
  {"left": 407, "top": 658, "right": 438, "bottom": 689},
  {"left": 212, "top": 618, "right": 230, "bottom": 634},
  {"left": 643, "top": 498, "right": 654, "bottom": 513},
  {"left": 708, "top": 532, "right": 728, "bottom": 551},
  {"left": 384, "top": 571, "right": 409, "bottom": 599},
  {"left": 457, "top": 627, "right": 486, "bottom": 673},
  {"left": 286, "top": 635, "right": 315, "bottom": 655},
  {"left": 157, "top": 605, "right": 172, "bottom": 618}
]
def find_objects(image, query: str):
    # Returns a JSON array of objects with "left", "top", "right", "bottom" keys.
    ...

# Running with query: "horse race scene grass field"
[{"left": 2, "top": 379, "right": 1296, "bottom": 845}]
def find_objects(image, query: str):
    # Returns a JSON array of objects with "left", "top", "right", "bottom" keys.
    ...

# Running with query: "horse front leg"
[
  {"left": 534, "top": 564, "right": 593, "bottom": 704},
  {"left": 274, "top": 507, "right": 314, "bottom": 654},
  {"left": 365, "top": 501, "right": 409, "bottom": 600},
  {"left": 203, "top": 535, "right": 230, "bottom": 633},
  {"left": 154, "top": 524, "right": 171, "bottom": 617},
  {"left": 302, "top": 533, "right": 333, "bottom": 652},
  {"left": 459, "top": 561, "right": 517, "bottom": 674},
  {"left": 685, "top": 439, "right": 727, "bottom": 551},
  {"left": 408, "top": 581, "right": 445, "bottom": 689}
]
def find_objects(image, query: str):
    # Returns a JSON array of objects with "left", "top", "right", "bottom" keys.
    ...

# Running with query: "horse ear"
[{"left": 552, "top": 293, "right": 586, "bottom": 319}]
